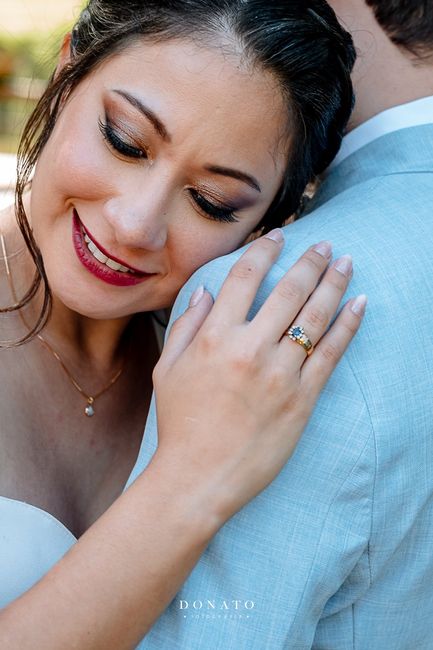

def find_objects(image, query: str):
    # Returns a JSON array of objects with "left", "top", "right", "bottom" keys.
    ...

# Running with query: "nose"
[{"left": 103, "top": 178, "right": 170, "bottom": 252}]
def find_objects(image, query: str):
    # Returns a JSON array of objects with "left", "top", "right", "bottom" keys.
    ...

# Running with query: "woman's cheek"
[
  {"left": 171, "top": 225, "right": 251, "bottom": 286},
  {"left": 45, "top": 129, "right": 114, "bottom": 203}
]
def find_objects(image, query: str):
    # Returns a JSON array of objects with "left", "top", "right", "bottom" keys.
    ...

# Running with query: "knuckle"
[
  {"left": 276, "top": 278, "right": 304, "bottom": 302},
  {"left": 319, "top": 341, "right": 341, "bottom": 365},
  {"left": 199, "top": 325, "right": 223, "bottom": 353},
  {"left": 267, "top": 365, "right": 288, "bottom": 392},
  {"left": 286, "top": 390, "right": 310, "bottom": 418},
  {"left": 341, "top": 315, "right": 359, "bottom": 336},
  {"left": 305, "top": 305, "right": 329, "bottom": 328},
  {"left": 231, "top": 347, "right": 258, "bottom": 373}
]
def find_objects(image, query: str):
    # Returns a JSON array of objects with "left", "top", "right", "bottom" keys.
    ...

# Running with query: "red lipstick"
[{"left": 72, "top": 209, "right": 155, "bottom": 287}]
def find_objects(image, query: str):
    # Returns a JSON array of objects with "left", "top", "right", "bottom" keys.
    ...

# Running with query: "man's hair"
[{"left": 366, "top": 1, "right": 433, "bottom": 57}]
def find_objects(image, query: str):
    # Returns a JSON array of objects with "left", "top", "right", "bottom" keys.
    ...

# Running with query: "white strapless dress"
[{"left": 0, "top": 496, "right": 77, "bottom": 608}]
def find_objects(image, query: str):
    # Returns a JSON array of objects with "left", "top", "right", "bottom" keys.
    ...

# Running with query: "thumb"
[{"left": 158, "top": 286, "right": 214, "bottom": 369}]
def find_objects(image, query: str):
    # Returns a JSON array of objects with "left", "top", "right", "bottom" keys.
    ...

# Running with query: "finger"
[
  {"left": 279, "top": 254, "right": 353, "bottom": 365},
  {"left": 251, "top": 241, "right": 333, "bottom": 340},
  {"left": 300, "top": 295, "right": 367, "bottom": 400},
  {"left": 157, "top": 287, "right": 214, "bottom": 370},
  {"left": 209, "top": 229, "right": 284, "bottom": 325}
]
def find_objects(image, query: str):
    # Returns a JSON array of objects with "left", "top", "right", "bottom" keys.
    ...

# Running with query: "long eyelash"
[
  {"left": 189, "top": 189, "right": 239, "bottom": 223},
  {"left": 98, "top": 117, "right": 146, "bottom": 159}
]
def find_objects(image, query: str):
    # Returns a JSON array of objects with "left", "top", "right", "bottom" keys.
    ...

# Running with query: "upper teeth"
[{"left": 84, "top": 232, "right": 132, "bottom": 273}]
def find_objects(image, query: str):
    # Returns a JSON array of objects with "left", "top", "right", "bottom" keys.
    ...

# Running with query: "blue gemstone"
[{"left": 293, "top": 327, "right": 303, "bottom": 337}]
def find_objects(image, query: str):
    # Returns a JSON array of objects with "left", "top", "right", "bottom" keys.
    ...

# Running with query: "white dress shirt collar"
[{"left": 329, "top": 95, "right": 433, "bottom": 171}]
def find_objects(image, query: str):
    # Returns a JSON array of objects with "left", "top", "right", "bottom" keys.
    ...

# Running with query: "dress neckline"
[
  {"left": 0, "top": 377, "right": 151, "bottom": 542},
  {"left": 0, "top": 460, "right": 138, "bottom": 543},
  {"left": 0, "top": 494, "right": 78, "bottom": 542},
  {"left": 0, "top": 315, "right": 163, "bottom": 543}
]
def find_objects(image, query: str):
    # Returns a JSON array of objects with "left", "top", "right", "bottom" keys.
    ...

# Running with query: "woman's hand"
[{"left": 153, "top": 229, "right": 367, "bottom": 525}]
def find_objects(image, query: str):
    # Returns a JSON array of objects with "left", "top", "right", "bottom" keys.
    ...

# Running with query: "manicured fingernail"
[
  {"left": 264, "top": 228, "right": 284, "bottom": 243},
  {"left": 351, "top": 294, "right": 368, "bottom": 316},
  {"left": 189, "top": 285, "right": 205, "bottom": 307},
  {"left": 333, "top": 254, "right": 353, "bottom": 276},
  {"left": 313, "top": 240, "right": 332, "bottom": 258}
]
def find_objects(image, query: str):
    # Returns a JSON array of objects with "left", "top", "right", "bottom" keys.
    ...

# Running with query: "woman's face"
[{"left": 30, "top": 37, "right": 289, "bottom": 318}]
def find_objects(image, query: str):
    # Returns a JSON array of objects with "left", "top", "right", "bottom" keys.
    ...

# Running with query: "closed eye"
[
  {"left": 98, "top": 117, "right": 147, "bottom": 159},
  {"left": 189, "top": 189, "right": 239, "bottom": 223}
]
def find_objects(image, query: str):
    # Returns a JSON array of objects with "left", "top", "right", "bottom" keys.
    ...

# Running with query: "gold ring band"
[{"left": 284, "top": 325, "right": 314, "bottom": 356}]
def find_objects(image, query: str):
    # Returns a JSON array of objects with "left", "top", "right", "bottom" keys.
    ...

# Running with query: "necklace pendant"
[{"left": 85, "top": 398, "right": 95, "bottom": 417}]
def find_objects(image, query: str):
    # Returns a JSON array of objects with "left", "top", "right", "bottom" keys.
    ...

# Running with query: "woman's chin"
[
  {"left": 52, "top": 294, "right": 129, "bottom": 320},
  {"left": 48, "top": 281, "right": 174, "bottom": 321}
]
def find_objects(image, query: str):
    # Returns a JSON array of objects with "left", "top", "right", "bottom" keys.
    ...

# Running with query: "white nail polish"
[
  {"left": 189, "top": 285, "right": 205, "bottom": 307},
  {"left": 334, "top": 255, "right": 353, "bottom": 276},
  {"left": 264, "top": 228, "right": 284, "bottom": 243},
  {"left": 313, "top": 241, "right": 332, "bottom": 258},
  {"left": 351, "top": 295, "right": 367, "bottom": 316}
]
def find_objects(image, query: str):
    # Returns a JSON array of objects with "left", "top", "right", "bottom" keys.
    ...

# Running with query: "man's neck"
[
  {"left": 349, "top": 49, "right": 433, "bottom": 131},
  {"left": 328, "top": 0, "right": 433, "bottom": 132}
]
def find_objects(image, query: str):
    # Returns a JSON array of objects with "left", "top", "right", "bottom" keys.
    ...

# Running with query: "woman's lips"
[
  {"left": 81, "top": 218, "right": 148, "bottom": 275},
  {"left": 72, "top": 209, "right": 155, "bottom": 287}
]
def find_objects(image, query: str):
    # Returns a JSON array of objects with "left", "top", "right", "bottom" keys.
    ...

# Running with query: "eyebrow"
[
  {"left": 204, "top": 165, "right": 261, "bottom": 193},
  {"left": 113, "top": 89, "right": 170, "bottom": 141},
  {"left": 113, "top": 88, "right": 261, "bottom": 193}
]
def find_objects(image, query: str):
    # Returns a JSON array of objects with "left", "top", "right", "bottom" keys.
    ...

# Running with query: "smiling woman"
[
  {"left": 0, "top": 1, "right": 366, "bottom": 648},
  {"left": 28, "top": 35, "right": 292, "bottom": 323}
]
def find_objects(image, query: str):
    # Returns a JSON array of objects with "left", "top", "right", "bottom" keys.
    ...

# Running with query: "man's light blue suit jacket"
[{"left": 125, "top": 123, "right": 433, "bottom": 649}]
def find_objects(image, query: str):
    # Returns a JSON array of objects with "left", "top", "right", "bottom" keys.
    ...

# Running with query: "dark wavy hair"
[
  {"left": 5, "top": 0, "right": 355, "bottom": 346},
  {"left": 366, "top": 0, "right": 433, "bottom": 58}
]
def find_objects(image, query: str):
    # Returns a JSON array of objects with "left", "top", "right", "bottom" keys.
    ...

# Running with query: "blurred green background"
[{"left": 0, "top": 0, "right": 83, "bottom": 153}]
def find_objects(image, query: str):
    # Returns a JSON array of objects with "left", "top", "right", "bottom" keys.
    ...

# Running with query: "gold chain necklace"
[{"left": 1, "top": 233, "right": 125, "bottom": 417}]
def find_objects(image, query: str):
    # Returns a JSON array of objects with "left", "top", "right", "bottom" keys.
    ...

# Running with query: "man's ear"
[{"left": 54, "top": 33, "right": 73, "bottom": 79}]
